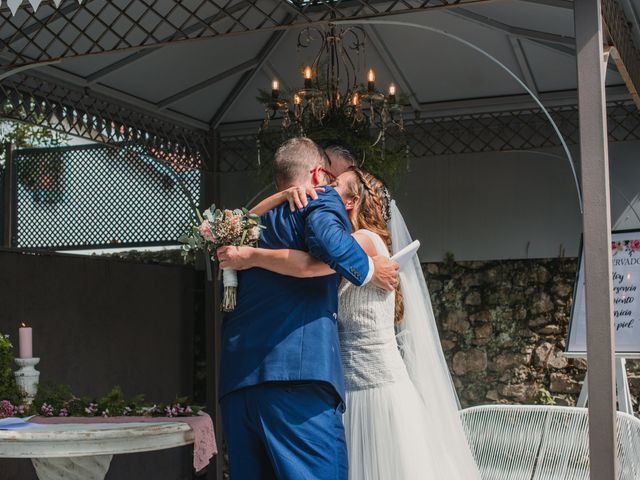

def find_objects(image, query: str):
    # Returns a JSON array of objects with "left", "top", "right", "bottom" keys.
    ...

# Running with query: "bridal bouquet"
[{"left": 180, "top": 205, "right": 264, "bottom": 311}]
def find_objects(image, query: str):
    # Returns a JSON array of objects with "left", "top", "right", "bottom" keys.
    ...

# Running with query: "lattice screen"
[
  {"left": 11, "top": 143, "right": 201, "bottom": 250},
  {"left": 219, "top": 100, "right": 640, "bottom": 172}
]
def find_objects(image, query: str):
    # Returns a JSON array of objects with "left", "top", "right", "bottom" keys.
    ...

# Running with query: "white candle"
[{"left": 19, "top": 323, "right": 33, "bottom": 359}]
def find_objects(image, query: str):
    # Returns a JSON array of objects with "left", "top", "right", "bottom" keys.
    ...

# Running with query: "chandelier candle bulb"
[
  {"left": 367, "top": 68, "right": 376, "bottom": 92},
  {"left": 271, "top": 80, "right": 279, "bottom": 100},
  {"left": 18, "top": 322, "right": 32, "bottom": 359},
  {"left": 389, "top": 83, "right": 397, "bottom": 103},
  {"left": 303, "top": 66, "right": 313, "bottom": 89}
]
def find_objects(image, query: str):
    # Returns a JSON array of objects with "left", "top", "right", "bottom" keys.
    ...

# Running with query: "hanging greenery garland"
[{"left": 256, "top": 88, "right": 408, "bottom": 187}]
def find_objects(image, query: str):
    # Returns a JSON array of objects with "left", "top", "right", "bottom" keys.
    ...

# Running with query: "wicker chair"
[{"left": 460, "top": 405, "right": 640, "bottom": 480}]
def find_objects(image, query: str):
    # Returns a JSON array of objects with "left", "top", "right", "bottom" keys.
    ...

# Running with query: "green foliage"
[
  {"left": 256, "top": 90, "right": 407, "bottom": 187},
  {"left": 0, "top": 334, "right": 19, "bottom": 403},
  {"left": 0, "top": 120, "right": 69, "bottom": 164},
  {"left": 444, "top": 251, "right": 456, "bottom": 265},
  {"left": 535, "top": 387, "right": 556, "bottom": 406},
  {"left": 23, "top": 384, "right": 203, "bottom": 418}
]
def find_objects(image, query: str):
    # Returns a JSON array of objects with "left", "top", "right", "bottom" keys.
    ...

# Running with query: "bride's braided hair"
[{"left": 347, "top": 167, "right": 404, "bottom": 324}]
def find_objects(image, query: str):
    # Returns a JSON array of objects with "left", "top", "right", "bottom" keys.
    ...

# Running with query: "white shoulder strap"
[{"left": 356, "top": 229, "right": 390, "bottom": 257}]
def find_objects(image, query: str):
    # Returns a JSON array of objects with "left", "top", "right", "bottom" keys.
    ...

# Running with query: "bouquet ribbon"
[{"left": 222, "top": 268, "right": 238, "bottom": 312}]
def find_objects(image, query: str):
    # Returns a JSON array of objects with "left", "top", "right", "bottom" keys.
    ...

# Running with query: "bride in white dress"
[{"left": 220, "top": 167, "right": 481, "bottom": 480}]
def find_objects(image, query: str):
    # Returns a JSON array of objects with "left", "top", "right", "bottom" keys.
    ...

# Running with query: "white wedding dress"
[{"left": 338, "top": 227, "right": 481, "bottom": 480}]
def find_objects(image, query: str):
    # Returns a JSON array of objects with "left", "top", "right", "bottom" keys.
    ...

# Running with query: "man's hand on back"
[{"left": 371, "top": 256, "right": 400, "bottom": 291}]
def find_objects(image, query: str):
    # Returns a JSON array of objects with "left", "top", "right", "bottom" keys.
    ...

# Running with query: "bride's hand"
[
  {"left": 282, "top": 186, "right": 325, "bottom": 212},
  {"left": 217, "top": 246, "right": 254, "bottom": 270}
]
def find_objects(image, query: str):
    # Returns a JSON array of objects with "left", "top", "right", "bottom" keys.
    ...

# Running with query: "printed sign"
[{"left": 567, "top": 230, "right": 640, "bottom": 355}]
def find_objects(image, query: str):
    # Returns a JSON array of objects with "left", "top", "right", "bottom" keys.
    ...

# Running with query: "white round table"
[{"left": 0, "top": 422, "right": 195, "bottom": 480}]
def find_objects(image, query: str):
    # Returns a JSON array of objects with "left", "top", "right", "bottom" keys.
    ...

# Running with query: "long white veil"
[{"left": 390, "top": 200, "right": 481, "bottom": 478}]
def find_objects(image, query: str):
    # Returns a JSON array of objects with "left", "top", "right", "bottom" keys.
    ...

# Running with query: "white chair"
[{"left": 460, "top": 405, "right": 640, "bottom": 480}]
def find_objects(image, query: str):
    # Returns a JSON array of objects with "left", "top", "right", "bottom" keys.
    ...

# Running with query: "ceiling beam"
[
  {"left": 448, "top": 8, "right": 574, "bottom": 46},
  {"left": 157, "top": 58, "right": 259, "bottom": 109},
  {"left": 449, "top": 8, "right": 617, "bottom": 73},
  {"left": 518, "top": 0, "right": 573, "bottom": 8},
  {"left": 509, "top": 37, "right": 539, "bottom": 95},
  {"left": 528, "top": 38, "right": 618, "bottom": 72},
  {"left": 3, "top": 58, "right": 211, "bottom": 131},
  {"left": 363, "top": 24, "right": 422, "bottom": 111},
  {"left": 85, "top": 0, "right": 252, "bottom": 85},
  {"left": 209, "top": 18, "right": 292, "bottom": 129}
]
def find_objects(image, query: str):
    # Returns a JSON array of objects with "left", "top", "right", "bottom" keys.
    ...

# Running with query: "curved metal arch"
[{"left": 334, "top": 19, "right": 584, "bottom": 214}]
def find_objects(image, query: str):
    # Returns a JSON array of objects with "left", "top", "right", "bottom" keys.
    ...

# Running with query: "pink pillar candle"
[{"left": 19, "top": 324, "right": 33, "bottom": 359}]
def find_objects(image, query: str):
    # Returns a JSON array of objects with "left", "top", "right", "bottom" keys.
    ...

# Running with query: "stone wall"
[{"left": 425, "top": 257, "right": 639, "bottom": 410}]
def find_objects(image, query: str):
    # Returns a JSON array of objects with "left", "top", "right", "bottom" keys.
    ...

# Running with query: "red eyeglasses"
[{"left": 311, "top": 167, "right": 337, "bottom": 183}]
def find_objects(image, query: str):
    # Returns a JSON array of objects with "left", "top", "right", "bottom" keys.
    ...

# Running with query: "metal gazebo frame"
[{"left": 1, "top": 1, "right": 637, "bottom": 478}]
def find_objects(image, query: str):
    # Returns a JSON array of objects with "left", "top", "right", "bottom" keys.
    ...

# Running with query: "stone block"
[{"left": 453, "top": 349, "right": 488, "bottom": 376}]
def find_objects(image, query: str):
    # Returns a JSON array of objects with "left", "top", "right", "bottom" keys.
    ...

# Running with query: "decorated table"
[{"left": 0, "top": 414, "right": 217, "bottom": 480}]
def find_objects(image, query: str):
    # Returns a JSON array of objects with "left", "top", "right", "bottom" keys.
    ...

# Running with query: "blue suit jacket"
[{"left": 218, "top": 187, "right": 370, "bottom": 402}]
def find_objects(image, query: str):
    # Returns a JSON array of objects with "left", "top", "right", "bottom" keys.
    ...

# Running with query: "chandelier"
[{"left": 260, "top": 24, "right": 404, "bottom": 148}]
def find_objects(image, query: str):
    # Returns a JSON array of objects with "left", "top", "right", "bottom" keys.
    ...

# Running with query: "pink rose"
[
  {"left": 198, "top": 221, "right": 216, "bottom": 243},
  {"left": 630, "top": 239, "right": 640, "bottom": 252},
  {"left": 612, "top": 241, "right": 618, "bottom": 252}
]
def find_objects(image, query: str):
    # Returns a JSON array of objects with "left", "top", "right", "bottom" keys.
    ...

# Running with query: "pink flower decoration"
[
  {"left": 40, "top": 403, "right": 54, "bottom": 417},
  {"left": 612, "top": 241, "right": 618, "bottom": 251},
  {"left": 630, "top": 239, "right": 640, "bottom": 251},
  {"left": 0, "top": 400, "right": 14, "bottom": 418},
  {"left": 198, "top": 221, "right": 216, "bottom": 243}
]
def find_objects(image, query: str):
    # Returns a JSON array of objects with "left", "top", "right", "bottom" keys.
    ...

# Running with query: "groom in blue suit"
[{"left": 217, "top": 137, "right": 398, "bottom": 479}]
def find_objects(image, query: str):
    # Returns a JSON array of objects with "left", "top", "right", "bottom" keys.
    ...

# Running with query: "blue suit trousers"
[{"left": 220, "top": 382, "right": 348, "bottom": 480}]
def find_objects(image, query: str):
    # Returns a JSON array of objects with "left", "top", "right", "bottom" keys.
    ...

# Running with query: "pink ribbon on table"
[{"left": 31, "top": 414, "right": 217, "bottom": 472}]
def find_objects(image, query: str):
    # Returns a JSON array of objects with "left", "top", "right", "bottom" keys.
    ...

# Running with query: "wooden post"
[
  {"left": 203, "top": 132, "right": 224, "bottom": 480},
  {"left": 3, "top": 143, "right": 14, "bottom": 248},
  {"left": 575, "top": 1, "right": 618, "bottom": 478}
]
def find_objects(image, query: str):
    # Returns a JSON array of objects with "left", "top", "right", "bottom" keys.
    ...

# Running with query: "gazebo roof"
[{"left": 1, "top": 0, "right": 639, "bottom": 166}]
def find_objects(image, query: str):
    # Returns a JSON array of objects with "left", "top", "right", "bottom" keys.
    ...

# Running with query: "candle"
[
  {"left": 388, "top": 83, "right": 397, "bottom": 103},
  {"left": 303, "top": 66, "right": 313, "bottom": 89},
  {"left": 367, "top": 68, "right": 375, "bottom": 92},
  {"left": 19, "top": 322, "right": 33, "bottom": 359},
  {"left": 271, "top": 79, "right": 279, "bottom": 100}
]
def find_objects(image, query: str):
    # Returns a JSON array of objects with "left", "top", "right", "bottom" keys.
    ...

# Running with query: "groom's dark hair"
[{"left": 273, "top": 137, "right": 328, "bottom": 189}]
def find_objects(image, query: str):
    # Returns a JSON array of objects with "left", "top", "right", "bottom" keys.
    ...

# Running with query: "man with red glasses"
[{"left": 218, "top": 137, "right": 398, "bottom": 480}]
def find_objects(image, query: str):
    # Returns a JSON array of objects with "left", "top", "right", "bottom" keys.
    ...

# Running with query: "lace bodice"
[{"left": 338, "top": 230, "right": 409, "bottom": 391}]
